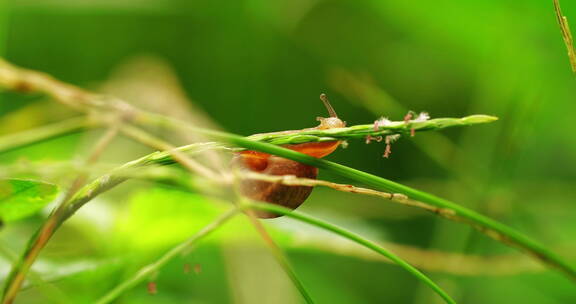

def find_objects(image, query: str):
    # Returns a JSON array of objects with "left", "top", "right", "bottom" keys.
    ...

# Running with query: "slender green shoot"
[
  {"left": 247, "top": 115, "right": 496, "bottom": 145},
  {"left": 143, "top": 123, "right": 575, "bottom": 281},
  {"left": 96, "top": 208, "right": 239, "bottom": 304},
  {"left": 0, "top": 116, "right": 95, "bottom": 154},
  {"left": 0, "top": 143, "right": 224, "bottom": 304},
  {"left": 554, "top": 0, "right": 576, "bottom": 73},
  {"left": 244, "top": 202, "right": 456, "bottom": 304}
]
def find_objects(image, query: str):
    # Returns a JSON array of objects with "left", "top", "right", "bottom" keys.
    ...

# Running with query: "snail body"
[{"left": 234, "top": 95, "right": 345, "bottom": 218}]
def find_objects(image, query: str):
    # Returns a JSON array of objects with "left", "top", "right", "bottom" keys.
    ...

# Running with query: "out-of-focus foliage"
[
  {"left": 0, "top": 179, "right": 58, "bottom": 222},
  {"left": 1, "top": 0, "right": 576, "bottom": 303}
]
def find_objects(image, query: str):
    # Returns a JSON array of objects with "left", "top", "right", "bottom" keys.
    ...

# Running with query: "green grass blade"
[
  {"left": 96, "top": 208, "right": 239, "bottom": 304},
  {"left": 246, "top": 115, "right": 497, "bottom": 145},
  {"left": 180, "top": 127, "right": 576, "bottom": 281},
  {"left": 0, "top": 116, "right": 94, "bottom": 154},
  {"left": 245, "top": 202, "right": 456, "bottom": 304}
]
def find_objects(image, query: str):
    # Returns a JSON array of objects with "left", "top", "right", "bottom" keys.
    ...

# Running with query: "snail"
[{"left": 234, "top": 94, "right": 346, "bottom": 218}]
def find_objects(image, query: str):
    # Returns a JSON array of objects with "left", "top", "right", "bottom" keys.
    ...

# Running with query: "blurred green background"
[{"left": 1, "top": 0, "right": 576, "bottom": 303}]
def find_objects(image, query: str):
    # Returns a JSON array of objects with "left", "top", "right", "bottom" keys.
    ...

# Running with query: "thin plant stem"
[
  {"left": 240, "top": 172, "right": 452, "bottom": 216},
  {"left": 291, "top": 231, "right": 547, "bottom": 276},
  {"left": 0, "top": 116, "right": 95, "bottom": 154},
  {"left": 0, "top": 57, "right": 496, "bottom": 146},
  {"left": 24, "top": 121, "right": 576, "bottom": 281},
  {"left": 244, "top": 201, "right": 457, "bottom": 304},
  {"left": 0, "top": 142, "right": 225, "bottom": 304},
  {"left": 96, "top": 208, "right": 239, "bottom": 304},
  {"left": 554, "top": 0, "right": 576, "bottom": 73},
  {"left": 242, "top": 208, "right": 315, "bottom": 304},
  {"left": 329, "top": 69, "right": 463, "bottom": 177},
  {"left": 2, "top": 127, "right": 119, "bottom": 304},
  {"left": 7, "top": 121, "right": 574, "bottom": 285},
  {"left": 143, "top": 124, "right": 576, "bottom": 281},
  {"left": 2, "top": 135, "right": 564, "bottom": 302},
  {"left": 0, "top": 2, "right": 7, "bottom": 110},
  {"left": 0, "top": 243, "right": 69, "bottom": 303},
  {"left": 136, "top": 111, "right": 497, "bottom": 146},
  {"left": 4, "top": 134, "right": 566, "bottom": 303},
  {"left": 120, "top": 124, "right": 220, "bottom": 180},
  {"left": 245, "top": 115, "right": 497, "bottom": 145},
  {"left": 0, "top": 58, "right": 100, "bottom": 111},
  {"left": 121, "top": 125, "right": 315, "bottom": 303}
]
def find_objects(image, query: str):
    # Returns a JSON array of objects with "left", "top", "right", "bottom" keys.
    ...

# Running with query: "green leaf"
[{"left": 0, "top": 179, "right": 58, "bottom": 222}]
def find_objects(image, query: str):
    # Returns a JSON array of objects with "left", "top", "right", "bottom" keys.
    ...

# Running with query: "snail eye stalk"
[{"left": 320, "top": 93, "right": 338, "bottom": 118}]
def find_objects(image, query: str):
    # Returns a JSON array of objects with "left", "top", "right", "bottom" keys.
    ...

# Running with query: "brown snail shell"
[
  {"left": 234, "top": 94, "right": 345, "bottom": 218},
  {"left": 234, "top": 154, "right": 318, "bottom": 218}
]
